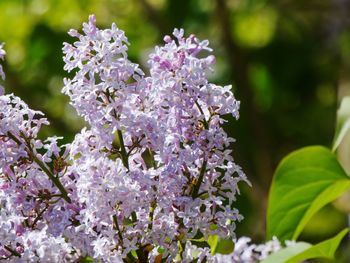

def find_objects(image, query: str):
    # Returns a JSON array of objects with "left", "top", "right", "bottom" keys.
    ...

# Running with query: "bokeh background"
[{"left": 1, "top": 0, "right": 350, "bottom": 260}]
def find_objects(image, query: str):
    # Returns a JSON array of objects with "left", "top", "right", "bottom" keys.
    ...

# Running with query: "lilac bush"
[{"left": 0, "top": 15, "right": 291, "bottom": 262}]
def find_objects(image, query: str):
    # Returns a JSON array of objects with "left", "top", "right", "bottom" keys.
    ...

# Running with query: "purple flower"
[{"left": 0, "top": 15, "right": 248, "bottom": 262}]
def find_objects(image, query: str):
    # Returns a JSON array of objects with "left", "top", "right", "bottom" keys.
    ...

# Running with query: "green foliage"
[
  {"left": 261, "top": 242, "right": 311, "bottom": 263},
  {"left": 207, "top": 235, "right": 235, "bottom": 255},
  {"left": 262, "top": 229, "right": 348, "bottom": 263},
  {"left": 267, "top": 146, "right": 350, "bottom": 241},
  {"left": 333, "top": 96, "right": 350, "bottom": 151}
]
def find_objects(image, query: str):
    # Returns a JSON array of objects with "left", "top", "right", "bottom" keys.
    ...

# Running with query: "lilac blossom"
[
  {"left": 0, "top": 15, "right": 254, "bottom": 262},
  {"left": 0, "top": 87, "right": 78, "bottom": 260}
]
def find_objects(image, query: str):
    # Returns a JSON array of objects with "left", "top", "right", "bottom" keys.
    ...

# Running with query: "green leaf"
[
  {"left": 287, "top": 228, "right": 348, "bottom": 263},
  {"left": 215, "top": 239, "right": 234, "bottom": 255},
  {"left": 261, "top": 242, "right": 311, "bottom": 263},
  {"left": 267, "top": 146, "right": 350, "bottom": 241},
  {"left": 77, "top": 257, "right": 94, "bottom": 263},
  {"left": 122, "top": 217, "right": 134, "bottom": 226},
  {"left": 333, "top": 96, "right": 350, "bottom": 151},
  {"left": 207, "top": 235, "right": 234, "bottom": 255},
  {"left": 262, "top": 229, "right": 348, "bottom": 263},
  {"left": 188, "top": 237, "right": 206, "bottom": 242},
  {"left": 207, "top": 235, "right": 219, "bottom": 255}
]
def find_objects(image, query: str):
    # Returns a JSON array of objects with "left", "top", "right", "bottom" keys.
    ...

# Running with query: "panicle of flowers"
[
  {"left": 0, "top": 15, "right": 252, "bottom": 262},
  {"left": 0, "top": 94, "right": 48, "bottom": 171},
  {"left": 0, "top": 48, "right": 80, "bottom": 260},
  {"left": 62, "top": 15, "right": 144, "bottom": 147}
]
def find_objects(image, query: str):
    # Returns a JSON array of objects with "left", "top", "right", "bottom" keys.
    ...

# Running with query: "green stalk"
[
  {"left": 113, "top": 214, "right": 124, "bottom": 247},
  {"left": 7, "top": 132, "right": 71, "bottom": 203},
  {"left": 117, "top": 129, "right": 129, "bottom": 170},
  {"left": 148, "top": 201, "right": 156, "bottom": 230},
  {"left": 31, "top": 204, "right": 49, "bottom": 228},
  {"left": 195, "top": 101, "right": 209, "bottom": 129},
  {"left": 147, "top": 148, "right": 156, "bottom": 169},
  {"left": 4, "top": 245, "right": 21, "bottom": 258},
  {"left": 191, "top": 160, "right": 208, "bottom": 199}
]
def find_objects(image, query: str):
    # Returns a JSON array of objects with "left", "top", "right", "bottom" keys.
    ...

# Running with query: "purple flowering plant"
[
  {"left": 0, "top": 15, "right": 249, "bottom": 262},
  {"left": 1, "top": 15, "right": 350, "bottom": 263}
]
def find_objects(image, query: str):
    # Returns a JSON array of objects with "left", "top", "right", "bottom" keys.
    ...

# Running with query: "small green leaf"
[
  {"left": 209, "top": 223, "right": 217, "bottom": 231},
  {"left": 262, "top": 229, "right": 348, "bottom": 263},
  {"left": 122, "top": 217, "right": 134, "bottom": 226},
  {"left": 175, "top": 241, "right": 186, "bottom": 261},
  {"left": 73, "top": 152, "right": 81, "bottom": 160},
  {"left": 333, "top": 96, "right": 350, "bottom": 151},
  {"left": 215, "top": 238, "right": 234, "bottom": 255},
  {"left": 207, "top": 235, "right": 218, "bottom": 255},
  {"left": 188, "top": 237, "right": 206, "bottom": 242},
  {"left": 207, "top": 235, "right": 234, "bottom": 255},
  {"left": 267, "top": 146, "right": 350, "bottom": 241},
  {"left": 77, "top": 257, "right": 94, "bottom": 263},
  {"left": 157, "top": 246, "right": 165, "bottom": 254}
]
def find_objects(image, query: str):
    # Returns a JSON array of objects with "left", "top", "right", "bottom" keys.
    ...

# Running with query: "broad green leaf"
[
  {"left": 286, "top": 228, "right": 348, "bottom": 263},
  {"left": 294, "top": 179, "right": 350, "bottom": 239},
  {"left": 267, "top": 146, "right": 350, "bottom": 241},
  {"left": 333, "top": 96, "right": 350, "bottom": 151},
  {"left": 261, "top": 242, "right": 311, "bottom": 263},
  {"left": 262, "top": 229, "right": 348, "bottom": 263},
  {"left": 207, "top": 235, "right": 234, "bottom": 255}
]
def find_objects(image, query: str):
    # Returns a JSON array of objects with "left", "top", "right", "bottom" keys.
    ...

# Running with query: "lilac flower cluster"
[
  {"left": 0, "top": 15, "right": 250, "bottom": 262},
  {"left": 0, "top": 94, "right": 77, "bottom": 261}
]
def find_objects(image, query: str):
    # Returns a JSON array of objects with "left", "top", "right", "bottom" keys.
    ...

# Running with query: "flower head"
[{"left": 0, "top": 15, "right": 247, "bottom": 262}]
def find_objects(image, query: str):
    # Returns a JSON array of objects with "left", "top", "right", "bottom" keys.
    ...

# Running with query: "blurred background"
[{"left": 1, "top": 0, "right": 350, "bottom": 260}]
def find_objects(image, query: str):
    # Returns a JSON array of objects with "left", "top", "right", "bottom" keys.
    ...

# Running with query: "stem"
[
  {"left": 7, "top": 132, "right": 71, "bottom": 203},
  {"left": 191, "top": 160, "right": 208, "bottom": 199},
  {"left": 4, "top": 245, "right": 21, "bottom": 258},
  {"left": 195, "top": 101, "right": 209, "bottom": 129},
  {"left": 123, "top": 254, "right": 137, "bottom": 263},
  {"left": 146, "top": 150, "right": 157, "bottom": 231},
  {"left": 131, "top": 211, "right": 137, "bottom": 222},
  {"left": 147, "top": 148, "right": 156, "bottom": 169},
  {"left": 148, "top": 201, "right": 156, "bottom": 230},
  {"left": 136, "top": 244, "right": 151, "bottom": 263},
  {"left": 126, "top": 144, "right": 138, "bottom": 157},
  {"left": 117, "top": 129, "right": 129, "bottom": 170},
  {"left": 31, "top": 204, "right": 49, "bottom": 228},
  {"left": 113, "top": 215, "right": 124, "bottom": 247},
  {"left": 347, "top": 214, "right": 350, "bottom": 240},
  {"left": 32, "top": 154, "right": 70, "bottom": 203},
  {"left": 127, "top": 135, "right": 145, "bottom": 157}
]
